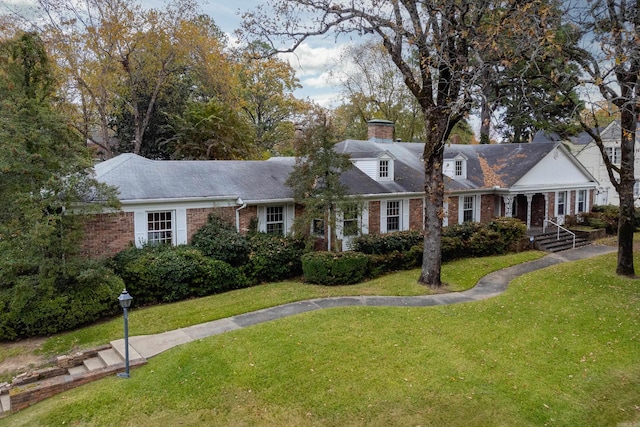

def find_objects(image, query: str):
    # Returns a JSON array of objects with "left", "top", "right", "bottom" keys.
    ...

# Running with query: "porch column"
[
  {"left": 525, "top": 193, "right": 534, "bottom": 230},
  {"left": 543, "top": 193, "right": 550, "bottom": 231},
  {"left": 502, "top": 194, "right": 514, "bottom": 217}
]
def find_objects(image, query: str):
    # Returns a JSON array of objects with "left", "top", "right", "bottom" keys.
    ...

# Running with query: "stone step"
[
  {"left": 110, "top": 340, "right": 143, "bottom": 362},
  {"left": 98, "top": 348, "right": 123, "bottom": 367},
  {"left": 83, "top": 356, "right": 107, "bottom": 371},
  {"left": 0, "top": 393, "right": 10, "bottom": 414},
  {"left": 67, "top": 364, "right": 88, "bottom": 376}
]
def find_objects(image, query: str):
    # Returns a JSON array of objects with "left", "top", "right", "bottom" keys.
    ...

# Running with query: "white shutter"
[
  {"left": 402, "top": 199, "right": 410, "bottom": 231},
  {"left": 257, "top": 206, "right": 266, "bottom": 232},
  {"left": 285, "top": 204, "right": 295, "bottom": 235},
  {"left": 134, "top": 211, "right": 147, "bottom": 248},
  {"left": 474, "top": 195, "right": 481, "bottom": 222},
  {"left": 380, "top": 200, "right": 387, "bottom": 233},
  {"left": 335, "top": 209, "right": 344, "bottom": 240},
  {"left": 360, "top": 203, "right": 369, "bottom": 235},
  {"left": 175, "top": 208, "right": 187, "bottom": 245}
]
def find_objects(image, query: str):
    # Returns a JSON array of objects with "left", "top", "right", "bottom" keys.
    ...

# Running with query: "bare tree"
[
  {"left": 565, "top": 0, "right": 639, "bottom": 276},
  {"left": 242, "top": 0, "right": 551, "bottom": 287}
]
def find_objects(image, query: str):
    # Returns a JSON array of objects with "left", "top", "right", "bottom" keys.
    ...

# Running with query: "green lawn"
[{"left": 3, "top": 250, "right": 639, "bottom": 426}]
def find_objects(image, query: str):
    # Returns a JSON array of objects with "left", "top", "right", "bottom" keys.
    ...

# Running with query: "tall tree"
[
  {"left": 285, "top": 106, "right": 354, "bottom": 251},
  {"left": 243, "top": 0, "right": 548, "bottom": 287},
  {"left": 237, "top": 42, "right": 309, "bottom": 155},
  {"left": 0, "top": 32, "right": 117, "bottom": 285},
  {"left": 564, "top": 0, "right": 639, "bottom": 276}
]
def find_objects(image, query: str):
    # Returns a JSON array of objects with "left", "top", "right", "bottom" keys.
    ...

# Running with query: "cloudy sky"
[
  {"left": 0, "top": 0, "right": 352, "bottom": 106},
  {"left": 176, "top": 0, "right": 351, "bottom": 107}
]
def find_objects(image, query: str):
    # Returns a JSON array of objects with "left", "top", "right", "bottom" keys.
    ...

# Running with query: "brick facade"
[
  {"left": 409, "top": 198, "right": 424, "bottom": 230},
  {"left": 186, "top": 207, "right": 235, "bottom": 243},
  {"left": 81, "top": 212, "right": 134, "bottom": 259},
  {"left": 368, "top": 201, "right": 381, "bottom": 234}
]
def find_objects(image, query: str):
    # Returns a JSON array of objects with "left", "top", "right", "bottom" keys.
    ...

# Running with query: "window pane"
[
  {"left": 148, "top": 211, "right": 173, "bottom": 245},
  {"left": 379, "top": 160, "right": 389, "bottom": 178},
  {"left": 266, "top": 206, "right": 284, "bottom": 235},
  {"left": 463, "top": 196, "right": 474, "bottom": 222},
  {"left": 387, "top": 201, "right": 400, "bottom": 231}
]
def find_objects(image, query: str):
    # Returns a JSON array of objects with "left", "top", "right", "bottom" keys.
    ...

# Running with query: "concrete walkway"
[{"left": 117, "top": 244, "right": 617, "bottom": 361}]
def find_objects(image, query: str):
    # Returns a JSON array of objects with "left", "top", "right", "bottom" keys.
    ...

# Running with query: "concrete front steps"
[
  {"left": 0, "top": 342, "right": 146, "bottom": 416},
  {"left": 533, "top": 230, "right": 590, "bottom": 253}
]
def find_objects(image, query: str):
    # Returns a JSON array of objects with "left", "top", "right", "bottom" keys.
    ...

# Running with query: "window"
[
  {"left": 557, "top": 191, "right": 567, "bottom": 215},
  {"left": 266, "top": 206, "right": 284, "bottom": 235},
  {"left": 455, "top": 159, "right": 463, "bottom": 177},
  {"left": 462, "top": 196, "right": 474, "bottom": 222},
  {"left": 386, "top": 200, "right": 400, "bottom": 232},
  {"left": 605, "top": 147, "right": 621, "bottom": 164},
  {"left": 312, "top": 218, "right": 325, "bottom": 237},
  {"left": 147, "top": 211, "right": 173, "bottom": 245},
  {"left": 343, "top": 205, "right": 359, "bottom": 237},
  {"left": 577, "top": 190, "right": 587, "bottom": 213},
  {"left": 379, "top": 159, "right": 389, "bottom": 178}
]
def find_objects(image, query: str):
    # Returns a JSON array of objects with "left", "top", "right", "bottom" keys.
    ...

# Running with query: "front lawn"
[{"left": 1, "top": 250, "right": 638, "bottom": 426}]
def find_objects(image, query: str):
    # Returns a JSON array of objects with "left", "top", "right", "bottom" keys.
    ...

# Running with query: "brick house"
[{"left": 82, "top": 121, "right": 598, "bottom": 258}]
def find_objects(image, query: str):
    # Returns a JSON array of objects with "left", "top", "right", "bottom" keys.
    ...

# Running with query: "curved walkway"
[{"left": 121, "top": 244, "right": 617, "bottom": 360}]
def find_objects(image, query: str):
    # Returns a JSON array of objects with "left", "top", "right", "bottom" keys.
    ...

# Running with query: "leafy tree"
[
  {"left": 237, "top": 42, "right": 309, "bottom": 155},
  {"left": 285, "top": 107, "right": 354, "bottom": 251},
  {"left": 564, "top": 0, "right": 640, "bottom": 276},
  {"left": 0, "top": 31, "right": 117, "bottom": 287},
  {"left": 243, "top": 0, "right": 548, "bottom": 287},
  {"left": 164, "top": 99, "right": 258, "bottom": 160}
]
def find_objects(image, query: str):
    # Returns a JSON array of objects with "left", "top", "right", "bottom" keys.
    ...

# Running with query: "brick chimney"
[{"left": 367, "top": 119, "right": 395, "bottom": 143}]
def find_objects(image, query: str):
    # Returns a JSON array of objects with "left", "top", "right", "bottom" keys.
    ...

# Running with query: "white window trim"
[
  {"left": 556, "top": 191, "right": 568, "bottom": 216},
  {"left": 605, "top": 146, "right": 621, "bottom": 165},
  {"left": 377, "top": 155, "right": 394, "bottom": 182},
  {"left": 575, "top": 189, "right": 589, "bottom": 214},
  {"left": 257, "top": 204, "right": 295, "bottom": 235},
  {"left": 458, "top": 195, "right": 479, "bottom": 223},
  {"left": 380, "top": 199, "right": 410, "bottom": 233},
  {"left": 134, "top": 208, "right": 187, "bottom": 248}
]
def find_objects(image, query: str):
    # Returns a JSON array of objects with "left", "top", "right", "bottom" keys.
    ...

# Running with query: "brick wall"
[
  {"left": 368, "top": 201, "right": 381, "bottom": 234},
  {"left": 367, "top": 121, "right": 394, "bottom": 141},
  {"left": 447, "top": 197, "right": 459, "bottom": 225},
  {"left": 81, "top": 212, "right": 134, "bottom": 259},
  {"left": 479, "top": 195, "right": 495, "bottom": 223},
  {"left": 409, "top": 198, "right": 424, "bottom": 230},
  {"left": 186, "top": 207, "right": 235, "bottom": 243}
]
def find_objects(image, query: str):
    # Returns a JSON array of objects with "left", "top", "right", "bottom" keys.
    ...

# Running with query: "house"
[
  {"left": 533, "top": 120, "right": 640, "bottom": 206},
  {"left": 82, "top": 121, "right": 598, "bottom": 258}
]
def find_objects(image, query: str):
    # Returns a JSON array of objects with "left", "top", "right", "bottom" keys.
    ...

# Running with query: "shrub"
[
  {"left": 121, "top": 246, "right": 247, "bottom": 305},
  {"left": 191, "top": 214, "right": 250, "bottom": 267},
  {"left": 351, "top": 230, "right": 423, "bottom": 255},
  {"left": 441, "top": 218, "right": 526, "bottom": 261},
  {"left": 0, "top": 260, "right": 123, "bottom": 340},
  {"left": 242, "top": 233, "right": 307, "bottom": 284},
  {"left": 302, "top": 251, "right": 369, "bottom": 285}
]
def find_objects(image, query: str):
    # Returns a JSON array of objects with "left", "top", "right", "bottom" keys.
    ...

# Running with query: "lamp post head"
[{"left": 118, "top": 289, "right": 133, "bottom": 309}]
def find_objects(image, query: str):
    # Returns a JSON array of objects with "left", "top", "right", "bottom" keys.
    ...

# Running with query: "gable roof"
[{"left": 96, "top": 140, "right": 595, "bottom": 205}]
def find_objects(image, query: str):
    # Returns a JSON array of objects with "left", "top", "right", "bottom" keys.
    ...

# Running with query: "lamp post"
[{"left": 117, "top": 289, "right": 133, "bottom": 378}]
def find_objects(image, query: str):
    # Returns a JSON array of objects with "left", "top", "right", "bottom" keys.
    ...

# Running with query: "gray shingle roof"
[{"left": 95, "top": 141, "right": 568, "bottom": 203}]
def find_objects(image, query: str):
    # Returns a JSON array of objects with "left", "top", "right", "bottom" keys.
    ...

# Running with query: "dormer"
[
  {"left": 443, "top": 153, "right": 468, "bottom": 180},
  {"left": 351, "top": 151, "right": 396, "bottom": 182}
]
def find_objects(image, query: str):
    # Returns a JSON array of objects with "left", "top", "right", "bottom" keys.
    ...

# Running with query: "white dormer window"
[
  {"left": 455, "top": 159, "right": 463, "bottom": 177},
  {"left": 379, "top": 159, "right": 389, "bottom": 178}
]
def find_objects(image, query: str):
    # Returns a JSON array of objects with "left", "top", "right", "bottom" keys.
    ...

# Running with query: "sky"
[
  {"left": 156, "top": 0, "right": 351, "bottom": 107},
  {"left": 0, "top": 0, "right": 351, "bottom": 107}
]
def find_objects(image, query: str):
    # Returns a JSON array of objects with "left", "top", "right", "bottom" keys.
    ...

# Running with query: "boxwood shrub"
[
  {"left": 191, "top": 214, "right": 250, "bottom": 267},
  {"left": 119, "top": 246, "right": 248, "bottom": 305},
  {"left": 351, "top": 230, "right": 423, "bottom": 255},
  {"left": 243, "top": 233, "right": 306, "bottom": 284},
  {"left": 302, "top": 251, "right": 369, "bottom": 285},
  {"left": 0, "top": 260, "right": 123, "bottom": 340}
]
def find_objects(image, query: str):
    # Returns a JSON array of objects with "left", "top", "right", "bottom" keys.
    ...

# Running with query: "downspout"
[{"left": 235, "top": 197, "right": 246, "bottom": 233}]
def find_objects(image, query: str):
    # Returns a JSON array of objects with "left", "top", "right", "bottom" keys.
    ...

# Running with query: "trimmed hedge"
[
  {"left": 242, "top": 233, "right": 306, "bottom": 284},
  {"left": 302, "top": 251, "right": 369, "bottom": 285},
  {"left": 116, "top": 245, "right": 248, "bottom": 305},
  {"left": 0, "top": 261, "right": 123, "bottom": 340},
  {"left": 191, "top": 214, "right": 250, "bottom": 267},
  {"left": 442, "top": 217, "right": 527, "bottom": 261},
  {"left": 351, "top": 230, "right": 423, "bottom": 255}
]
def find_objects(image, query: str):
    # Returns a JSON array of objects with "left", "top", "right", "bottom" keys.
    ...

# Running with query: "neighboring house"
[
  {"left": 533, "top": 120, "right": 640, "bottom": 206},
  {"left": 83, "top": 121, "right": 598, "bottom": 258}
]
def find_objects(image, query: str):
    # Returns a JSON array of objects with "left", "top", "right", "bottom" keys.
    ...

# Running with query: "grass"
[
  {"left": 33, "top": 250, "right": 543, "bottom": 357},
  {"left": 4, "top": 249, "right": 639, "bottom": 426}
]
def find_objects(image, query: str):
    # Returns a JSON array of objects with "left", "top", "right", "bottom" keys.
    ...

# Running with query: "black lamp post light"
[{"left": 117, "top": 289, "right": 133, "bottom": 378}]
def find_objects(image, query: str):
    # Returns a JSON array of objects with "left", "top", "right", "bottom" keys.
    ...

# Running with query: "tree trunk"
[
  {"left": 616, "top": 107, "right": 636, "bottom": 276},
  {"left": 418, "top": 145, "right": 445, "bottom": 288}
]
